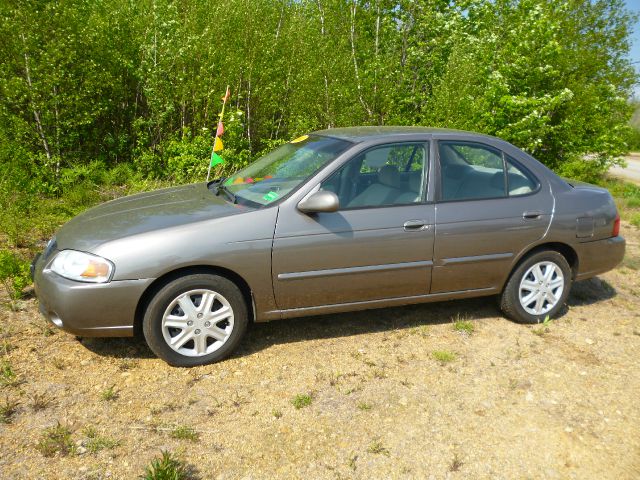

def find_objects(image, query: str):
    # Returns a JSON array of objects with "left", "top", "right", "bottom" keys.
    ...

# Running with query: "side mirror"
[{"left": 297, "top": 190, "right": 340, "bottom": 214}]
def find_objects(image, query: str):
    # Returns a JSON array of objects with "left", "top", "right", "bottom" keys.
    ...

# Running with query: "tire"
[
  {"left": 142, "top": 273, "right": 248, "bottom": 367},
  {"left": 500, "top": 250, "right": 572, "bottom": 324}
]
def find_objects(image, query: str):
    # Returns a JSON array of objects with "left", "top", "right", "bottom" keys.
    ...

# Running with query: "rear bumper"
[
  {"left": 575, "top": 235, "right": 625, "bottom": 281},
  {"left": 33, "top": 254, "right": 153, "bottom": 337}
]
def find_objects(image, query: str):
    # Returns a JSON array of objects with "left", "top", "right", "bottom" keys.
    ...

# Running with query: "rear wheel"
[
  {"left": 500, "top": 250, "right": 572, "bottom": 324},
  {"left": 142, "top": 274, "right": 248, "bottom": 367}
]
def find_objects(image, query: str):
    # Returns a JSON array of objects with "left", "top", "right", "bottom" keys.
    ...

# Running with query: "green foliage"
[
  {"left": 143, "top": 450, "right": 189, "bottom": 480},
  {"left": 0, "top": 249, "right": 31, "bottom": 307}
]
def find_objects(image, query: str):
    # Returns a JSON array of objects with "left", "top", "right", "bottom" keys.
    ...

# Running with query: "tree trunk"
[
  {"left": 20, "top": 34, "right": 52, "bottom": 163},
  {"left": 350, "top": 1, "right": 372, "bottom": 118}
]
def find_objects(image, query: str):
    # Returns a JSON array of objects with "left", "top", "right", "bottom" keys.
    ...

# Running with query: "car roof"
[{"left": 312, "top": 126, "right": 497, "bottom": 143}]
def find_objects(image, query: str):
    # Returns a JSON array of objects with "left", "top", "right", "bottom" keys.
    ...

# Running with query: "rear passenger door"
[{"left": 432, "top": 140, "right": 552, "bottom": 293}]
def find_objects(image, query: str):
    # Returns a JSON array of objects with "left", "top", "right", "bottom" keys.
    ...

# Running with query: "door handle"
[
  {"left": 523, "top": 211, "right": 543, "bottom": 219},
  {"left": 403, "top": 220, "right": 427, "bottom": 231}
]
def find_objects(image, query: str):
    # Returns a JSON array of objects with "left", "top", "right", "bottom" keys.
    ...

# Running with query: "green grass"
[
  {"left": 82, "top": 426, "right": 120, "bottom": 453},
  {"left": 143, "top": 450, "right": 189, "bottom": 480},
  {"left": 432, "top": 350, "right": 457, "bottom": 364},
  {"left": 169, "top": 425, "right": 199, "bottom": 442},
  {"left": 272, "top": 409, "right": 283, "bottom": 419},
  {"left": 357, "top": 402, "right": 372, "bottom": 411},
  {"left": 452, "top": 318, "right": 475, "bottom": 335},
  {"left": 36, "top": 423, "right": 75, "bottom": 457},
  {"left": 291, "top": 393, "right": 313, "bottom": 409},
  {"left": 600, "top": 178, "right": 640, "bottom": 226}
]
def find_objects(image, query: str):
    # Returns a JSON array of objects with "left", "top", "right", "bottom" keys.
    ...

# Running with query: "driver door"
[{"left": 271, "top": 142, "right": 435, "bottom": 310}]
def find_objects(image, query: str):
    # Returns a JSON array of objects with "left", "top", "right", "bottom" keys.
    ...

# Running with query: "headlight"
[{"left": 49, "top": 250, "right": 114, "bottom": 283}]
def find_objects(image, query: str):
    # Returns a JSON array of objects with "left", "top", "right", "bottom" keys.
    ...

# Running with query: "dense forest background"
[{"left": 0, "top": 0, "right": 638, "bottom": 256}]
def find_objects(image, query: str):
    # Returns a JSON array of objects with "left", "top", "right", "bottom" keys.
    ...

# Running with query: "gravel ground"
[
  {"left": 0, "top": 223, "right": 639, "bottom": 480},
  {"left": 610, "top": 154, "right": 640, "bottom": 185}
]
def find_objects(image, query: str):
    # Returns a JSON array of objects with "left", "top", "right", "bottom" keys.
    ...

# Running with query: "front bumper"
[
  {"left": 575, "top": 235, "right": 626, "bottom": 281},
  {"left": 33, "top": 253, "right": 153, "bottom": 337}
]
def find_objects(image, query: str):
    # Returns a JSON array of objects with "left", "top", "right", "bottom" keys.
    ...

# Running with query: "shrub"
[{"left": 0, "top": 249, "right": 31, "bottom": 308}]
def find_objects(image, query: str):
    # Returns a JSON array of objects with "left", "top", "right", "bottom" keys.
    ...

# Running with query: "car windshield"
[{"left": 219, "top": 135, "right": 352, "bottom": 207}]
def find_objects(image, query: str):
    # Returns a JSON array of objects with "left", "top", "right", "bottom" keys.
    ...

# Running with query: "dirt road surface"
[
  {"left": 0, "top": 224, "right": 639, "bottom": 479},
  {"left": 610, "top": 154, "right": 640, "bottom": 184}
]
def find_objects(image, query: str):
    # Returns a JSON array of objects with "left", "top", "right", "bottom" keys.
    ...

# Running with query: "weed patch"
[
  {"left": 36, "top": 422, "right": 75, "bottom": 457},
  {"left": 292, "top": 393, "right": 313, "bottom": 409}
]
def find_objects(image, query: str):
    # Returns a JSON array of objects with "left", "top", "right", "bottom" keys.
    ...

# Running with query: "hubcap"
[
  {"left": 518, "top": 261, "right": 565, "bottom": 316},
  {"left": 161, "top": 289, "right": 234, "bottom": 357}
]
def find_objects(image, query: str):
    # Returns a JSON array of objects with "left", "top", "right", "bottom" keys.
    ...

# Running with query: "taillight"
[{"left": 612, "top": 213, "right": 620, "bottom": 237}]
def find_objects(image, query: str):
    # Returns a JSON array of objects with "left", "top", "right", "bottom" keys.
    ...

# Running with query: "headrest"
[
  {"left": 378, "top": 165, "right": 401, "bottom": 188},
  {"left": 364, "top": 148, "right": 391, "bottom": 169}
]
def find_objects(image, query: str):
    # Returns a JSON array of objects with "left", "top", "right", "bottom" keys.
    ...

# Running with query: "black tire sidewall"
[
  {"left": 502, "top": 251, "right": 572, "bottom": 324},
  {"left": 142, "top": 274, "right": 248, "bottom": 367}
]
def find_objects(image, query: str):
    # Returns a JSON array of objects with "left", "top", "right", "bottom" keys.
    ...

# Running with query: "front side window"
[
  {"left": 223, "top": 135, "right": 352, "bottom": 207},
  {"left": 321, "top": 143, "right": 428, "bottom": 209},
  {"left": 439, "top": 142, "right": 506, "bottom": 201}
]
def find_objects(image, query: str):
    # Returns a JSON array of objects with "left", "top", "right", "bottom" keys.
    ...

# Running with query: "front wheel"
[
  {"left": 500, "top": 250, "right": 572, "bottom": 324},
  {"left": 142, "top": 274, "right": 248, "bottom": 367}
]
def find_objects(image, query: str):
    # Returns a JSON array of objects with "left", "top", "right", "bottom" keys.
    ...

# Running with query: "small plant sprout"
[
  {"left": 367, "top": 439, "right": 390, "bottom": 456},
  {"left": 532, "top": 315, "right": 552, "bottom": 336},
  {"left": 100, "top": 385, "right": 118, "bottom": 402},
  {"left": 0, "top": 359, "right": 18, "bottom": 387},
  {"left": 452, "top": 315, "right": 475, "bottom": 335},
  {"left": 450, "top": 452, "right": 464, "bottom": 472},
  {"left": 291, "top": 393, "right": 313, "bottom": 409},
  {"left": 144, "top": 450, "right": 189, "bottom": 480},
  {"left": 29, "top": 392, "right": 55, "bottom": 411},
  {"left": 272, "top": 409, "right": 283, "bottom": 419},
  {"left": 357, "top": 402, "right": 372, "bottom": 411},
  {"left": 0, "top": 397, "right": 19, "bottom": 424}
]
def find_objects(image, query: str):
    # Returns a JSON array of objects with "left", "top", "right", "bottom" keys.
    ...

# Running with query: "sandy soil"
[{"left": 0, "top": 224, "right": 639, "bottom": 480}]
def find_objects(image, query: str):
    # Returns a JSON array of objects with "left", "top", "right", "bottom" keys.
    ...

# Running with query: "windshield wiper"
[{"left": 215, "top": 182, "right": 237, "bottom": 204}]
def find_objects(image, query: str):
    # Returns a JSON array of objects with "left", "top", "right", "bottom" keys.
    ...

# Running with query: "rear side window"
[
  {"left": 438, "top": 142, "right": 506, "bottom": 201},
  {"left": 506, "top": 156, "right": 538, "bottom": 196}
]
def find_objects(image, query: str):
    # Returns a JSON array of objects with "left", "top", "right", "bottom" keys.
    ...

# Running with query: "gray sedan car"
[{"left": 32, "top": 127, "right": 625, "bottom": 366}]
